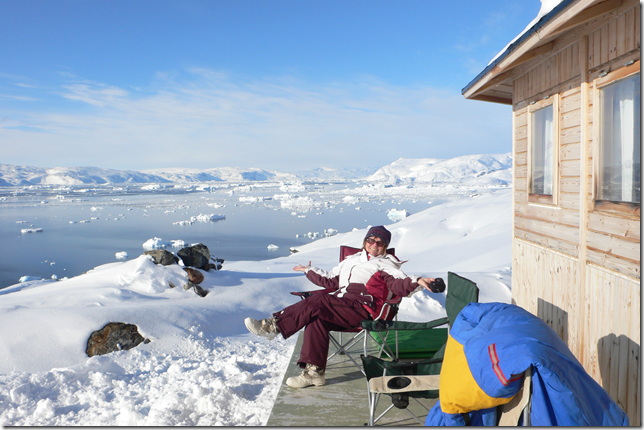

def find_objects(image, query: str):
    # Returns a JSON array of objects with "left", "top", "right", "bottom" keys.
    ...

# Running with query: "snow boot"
[
  {"left": 244, "top": 316, "right": 279, "bottom": 340},
  {"left": 286, "top": 363, "right": 326, "bottom": 388}
]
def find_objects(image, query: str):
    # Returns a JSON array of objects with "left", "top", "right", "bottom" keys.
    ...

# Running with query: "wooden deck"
[{"left": 267, "top": 331, "right": 437, "bottom": 426}]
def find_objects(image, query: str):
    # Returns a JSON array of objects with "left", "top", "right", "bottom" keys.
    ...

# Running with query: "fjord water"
[{"left": 0, "top": 184, "right": 445, "bottom": 289}]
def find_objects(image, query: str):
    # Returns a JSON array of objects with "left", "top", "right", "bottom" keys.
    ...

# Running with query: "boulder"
[
  {"left": 86, "top": 322, "right": 150, "bottom": 357},
  {"left": 144, "top": 250, "right": 179, "bottom": 266},
  {"left": 177, "top": 243, "right": 210, "bottom": 270},
  {"left": 183, "top": 267, "right": 204, "bottom": 284}
]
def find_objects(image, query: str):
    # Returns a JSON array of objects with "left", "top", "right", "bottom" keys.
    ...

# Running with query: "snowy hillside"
[
  {"left": 0, "top": 153, "right": 512, "bottom": 187},
  {"left": 140, "top": 166, "right": 297, "bottom": 183},
  {"left": 367, "top": 153, "right": 512, "bottom": 186},
  {"left": 289, "top": 166, "right": 380, "bottom": 180},
  {"left": 0, "top": 164, "right": 169, "bottom": 187},
  {"left": 0, "top": 189, "right": 512, "bottom": 426}
]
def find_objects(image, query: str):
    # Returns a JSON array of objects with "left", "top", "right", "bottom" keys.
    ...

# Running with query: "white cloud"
[{"left": 0, "top": 69, "right": 511, "bottom": 171}]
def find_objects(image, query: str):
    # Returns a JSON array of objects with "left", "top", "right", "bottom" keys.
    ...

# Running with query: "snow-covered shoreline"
[{"left": 0, "top": 185, "right": 512, "bottom": 426}]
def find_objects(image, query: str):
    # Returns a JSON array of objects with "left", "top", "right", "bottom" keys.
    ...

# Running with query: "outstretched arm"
[{"left": 293, "top": 261, "right": 312, "bottom": 273}]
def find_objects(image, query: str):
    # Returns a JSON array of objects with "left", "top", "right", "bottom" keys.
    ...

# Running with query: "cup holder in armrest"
[{"left": 387, "top": 376, "right": 412, "bottom": 390}]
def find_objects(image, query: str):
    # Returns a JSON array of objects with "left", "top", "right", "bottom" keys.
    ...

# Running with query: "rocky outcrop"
[
  {"left": 144, "top": 250, "right": 179, "bottom": 266},
  {"left": 86, "top": 322, "right": 150, "bottom": 357},
  {"left": 177, "top": 244, "right": 210, "bottom": 270}
]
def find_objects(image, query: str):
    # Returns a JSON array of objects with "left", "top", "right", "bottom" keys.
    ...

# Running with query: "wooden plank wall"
[
  {"left": 514, "top": 239, "right": 641, "bottom": 425},
  {"left": 585, "top": 264, "right": 640, "bottom": 426},
  {"left": 512, "top": 239, "right": 580, "bottom": 351},
  {"left": 512, "top": 84, "right": 583, "bottom": 258},
  {"left": 510, "top": 1, "right": 640, "bottom": 425},
  {"left": 587, "top": 4, "right": 640, "bottom": 71}
]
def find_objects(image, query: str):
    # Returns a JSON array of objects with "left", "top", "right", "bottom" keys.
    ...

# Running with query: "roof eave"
[{"left": 461, "top": 0, "right": 579, "bottom": 102}]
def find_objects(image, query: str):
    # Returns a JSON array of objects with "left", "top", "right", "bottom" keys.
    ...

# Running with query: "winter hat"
[{"left": 364, "top": 225, "right": 391, "bottom": 246}]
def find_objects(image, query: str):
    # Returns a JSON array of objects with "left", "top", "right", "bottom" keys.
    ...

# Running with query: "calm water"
[{"left": 0, "top": 183, "right": 449, "bottom": 289}]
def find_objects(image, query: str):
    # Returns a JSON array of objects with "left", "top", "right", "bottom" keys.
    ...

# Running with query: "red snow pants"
[{"left": 273, "top": 292, "right": 371, "bottom": 370}]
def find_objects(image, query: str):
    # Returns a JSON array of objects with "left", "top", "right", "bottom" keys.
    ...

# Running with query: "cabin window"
[
  {"left": 528, "top": 96, "right": 558, "bottom": 204},
  {"left": 597, "top": 73, "right": 640, "bottom": 205}
]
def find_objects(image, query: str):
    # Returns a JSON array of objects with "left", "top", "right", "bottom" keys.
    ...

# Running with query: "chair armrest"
[
  {"left": 369, "top": 374, "right": 440, "bottom": 394},
  {"left": 361, "top": 317, "right": 449, "bottom": 332},
  {"left": 290, "top": 289, "right": 336, "bottom": 299},
  {"left": 380, "top": 356, "right": 444, "bottom": 370}
]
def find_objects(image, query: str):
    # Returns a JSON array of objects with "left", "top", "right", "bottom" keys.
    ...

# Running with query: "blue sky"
[{"left": 0, "top": 0, "right": 541, "bottom": 172}]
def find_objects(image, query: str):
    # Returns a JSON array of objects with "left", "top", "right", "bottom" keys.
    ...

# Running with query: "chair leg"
[
  {"left": 403, "top": 407, "right": 425, "bottom": 426},
  {"left": 328, "top": 331, "right": 366, "bottom": 376}
]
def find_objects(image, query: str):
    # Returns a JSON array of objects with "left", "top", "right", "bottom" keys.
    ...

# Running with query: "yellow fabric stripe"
[{"left": 439, "top": 334, "right": 514, "bottom": 414}]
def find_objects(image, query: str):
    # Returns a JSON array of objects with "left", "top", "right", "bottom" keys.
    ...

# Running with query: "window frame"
[
  {"left": 592, "top": 62, "right": 641, "bottom": 216},
  {"left": 527, "top": 95, "right": 559, "bottom": 205}
]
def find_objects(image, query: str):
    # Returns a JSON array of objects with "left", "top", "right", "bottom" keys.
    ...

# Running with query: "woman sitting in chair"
[{"left": 244, "top": 225, "right": 445, "bottom": 388}]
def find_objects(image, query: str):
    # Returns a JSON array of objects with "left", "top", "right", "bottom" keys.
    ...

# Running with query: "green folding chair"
[{"left": 360, "top": 272, "right": 480, "bottom": 426}]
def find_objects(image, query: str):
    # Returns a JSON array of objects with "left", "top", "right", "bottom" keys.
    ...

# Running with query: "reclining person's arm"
[
  {"left": 305, "top": 266, "right": 341, "bottom": 291},
  {"left": 380, "top": 271, "right": 442, "bottom": 297}
]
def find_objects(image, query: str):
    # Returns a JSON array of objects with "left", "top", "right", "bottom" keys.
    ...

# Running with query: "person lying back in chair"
[{"left": 245, "top": 225, "right": 446, "bottom": 389}]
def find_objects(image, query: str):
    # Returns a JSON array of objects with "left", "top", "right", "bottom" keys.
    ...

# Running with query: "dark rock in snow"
[
  {"left": 86, "top": 322, "right": 150, "bottom": 357},
  {"left": 183, "top": 267, "right": 204, "bottom": 284},
  {"left": 177, "top": 244, "right": 210, "bottom": 270},
  {"left": 192, "top": 283, "right": 209, "bottom": 297},
  {"left": 182, "top": 281, "right": 209, "bottom": 297},
  {"left": 208, "top": 258, "right": 224, "bottom": 271},
  {"left": 144, "top": 250, "right": 179, "bottom": 266}
]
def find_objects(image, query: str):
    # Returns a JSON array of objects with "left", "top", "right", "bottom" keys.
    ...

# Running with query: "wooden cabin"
[{"left": 462, "top": 0, "right": 640, "bottom": 424}]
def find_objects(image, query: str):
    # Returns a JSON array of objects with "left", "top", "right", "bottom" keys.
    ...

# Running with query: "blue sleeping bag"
[{"left": 425, "top": 302, "right": 629, "bottom": 426}]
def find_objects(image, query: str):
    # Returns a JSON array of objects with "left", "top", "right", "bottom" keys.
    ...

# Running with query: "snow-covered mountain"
[
  {"left": 0, "top": 165, "right": 169, "bottom": 187},
  {"left": 366, "top": 153, "right": 512, "bottom": 186},
  {"left": 290, "top": 166, "right": 380, "bottom": 180},
  {"left": 140, "top": 167, "right": 297, "bottom": 183},
  {"left": 0, "top": 153, "right": 512, "bottom": 187}
]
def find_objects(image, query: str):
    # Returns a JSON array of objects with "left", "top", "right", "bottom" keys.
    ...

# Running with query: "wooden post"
[{"left": 578, "top": 35, "right": 589, "bottom": 366}]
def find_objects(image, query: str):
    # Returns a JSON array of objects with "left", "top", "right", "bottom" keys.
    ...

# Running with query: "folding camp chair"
[
  {"left": 360, "top": 272, "right": 480, "bottom": 426},
  {"left": 497, "top": 365, "right": 532, "bottom": 426},
  {"left": 291, "top": 245, "right": 401, "bottom": 375}
]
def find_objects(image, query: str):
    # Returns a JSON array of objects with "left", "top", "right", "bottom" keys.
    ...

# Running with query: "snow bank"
[{"left": 0, "top": 159, "right": 513, "bottom": 426}]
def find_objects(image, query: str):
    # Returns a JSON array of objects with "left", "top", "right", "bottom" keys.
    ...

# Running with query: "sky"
[{"left": 0, "top": 0, "right": 542, "bottom": 172}]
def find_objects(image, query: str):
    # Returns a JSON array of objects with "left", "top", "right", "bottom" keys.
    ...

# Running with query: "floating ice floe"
[
  {"left": 21, "top": 228, "right": 43, "bottom": 233},
  {"left": 267, "top": 244, "right": 279, "bottom": 250},
  {"left": 279, "top": 196, "right": 316, "bottom": 210},
  {"left": 142, "top": 237, "right": 168, "bottom": 249},
  {"left": 169, "top": 240, "right": 187, "bottom": 248},
  {"left": 173, "top": 213, "right": 225, "bottom": 225},
  {"left": 343, "top": 196, "right": 359, "bottom": 204},
  {"left": 239, "top": 196, "right": 270, "bottom": 203},
  {"left": 19, "top": 275, "right": 43, "bottom": 283},
  {"left": 324, "top": 228, "right": 338, "bottom": 237},
  {"left": 141, "top": 184, "right": 164, "bottom": 191},
  {"left": 115, "top": 251, "right": 129, "bottom": 260},
  {"left": 387, "top": 208, "right": 410, "bottom": 222}
]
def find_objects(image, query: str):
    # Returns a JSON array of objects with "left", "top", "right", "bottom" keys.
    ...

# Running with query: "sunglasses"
[{"left": 366, "top": 237, "right": 386, "bottom": 247}]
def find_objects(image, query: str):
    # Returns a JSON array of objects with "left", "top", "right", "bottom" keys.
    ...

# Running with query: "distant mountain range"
[{"left": 0, "top": 153, "right": 512, "bottom": 187}]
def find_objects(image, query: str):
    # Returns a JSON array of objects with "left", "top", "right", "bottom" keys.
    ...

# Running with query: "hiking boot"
[
  {"left": 244, "top": 317, "right": 279, "bottom": 340},
  {"left": 286, "top": 363, "right": 326, "bottom": 388}
]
